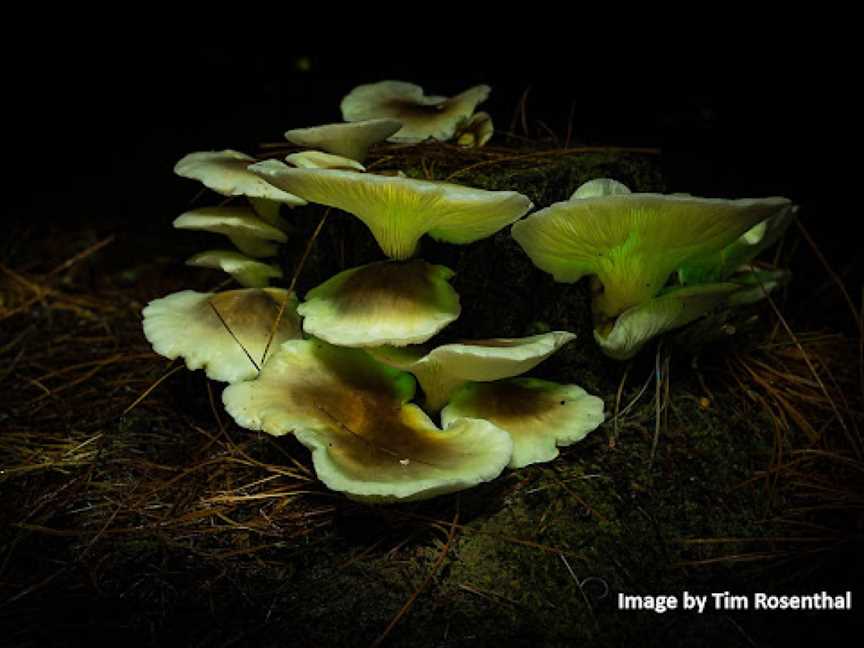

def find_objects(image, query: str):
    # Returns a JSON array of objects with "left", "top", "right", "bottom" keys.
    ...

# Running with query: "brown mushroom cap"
[
  {"left": 142, "top": 288, "right": 301, "bottom": 382},
  {"left": 222, "top": 339, "right": 513, "bottom": 501},
  {"left": 340, "top": 81, "right": 491, "bottom": 143}
]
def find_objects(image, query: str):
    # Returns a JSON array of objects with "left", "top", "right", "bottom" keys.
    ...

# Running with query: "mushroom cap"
[
  {"left": 285, "top": 150, "right": 366, "bottom": 171},
  {"left": 185, "top": 250, "right": 282, "bottom": 288},
  {"left": 222, "top": 339, "right": 513, "bottom": 502},
  {"left": 456, "top": 112, "right": 494, "bottom": 148},
  {"left": 570, "top": 177, "right": 632, "bottom": 200},
  {"left": 284, "top": 119, "right": 402, "bottom": 162},
  {"left": 441, "top": 378, "right": 606, "bottom": 468},
  {"left": 679, "top": 204, "right": 797, "bottom": 284},
  {"left": 174, "top": 150, "right": 306, "bottom": 206},
  {"left": 512, "top": 193, "right": 792, "bottom": 320},
  {"left": 370, "top": 331, "right": 577, "bottom": 412},
  {"left": 249, "top": 161, "right": 532, "bottom": 259},
  {"left": 173, "top": 206, "right": 288, "bottom": 258},
  {"left": 297, "top": 259, "right": 461, "bottom": 347},
  {"left": 594, "top": 283, "right": 739, "bottom": 360},
  {"left": 142, "top": 288, "right": 301, "bottom": 382},
  {"left": 340, "top": 81, "right": 491, "bottom": 143}
]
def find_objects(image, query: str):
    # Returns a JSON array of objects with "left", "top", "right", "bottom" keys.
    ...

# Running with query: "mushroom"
[
  {"left": 570, "top": 177, "right": 631, "bottom": 200},
  {"left": 249, "top": 161, "right": 533, "bottom": 260},
  {"left": 297, "top": 259, "right": 461, "bottom": 347},
  {"left": 142, "top": 288, "right": 301, "bottom": 382},
  {"left": 284, "top": 119, "right": 402, "bottom": 162},
  {"left": 222, "top": 339, "right": 513, "bottom": 502},
  {"left": 368, "top": 331, "right": 577, "bottom": 412},
  {"left": 340, "top": 81, "right": 491, "bottom": 143},
  {"left": 174, "top": 150, "right": 306, "bottom": 206},
  {"left": 441, "top": 378, "right": 605, "bottom": 468},
  {"left": 455, "top": 112, "right": 494, "bottom": 148},
  {"left": 679, "top": 204, "right": 797, "bottom": 285},
  {"left": 185, "top": 250, "right": 282, "bottom": 288},
  {"left": 594, "top": 283, "right": 740, "bottom": 360},
  {"left": 173, "top": 206, "right": 288, "bottom": 258},
  {"left": 285, "top": 150, "right": 365, "bottom": 172},
  {"left": 511, "top": 183, "right": 792, "bottom": 323}
]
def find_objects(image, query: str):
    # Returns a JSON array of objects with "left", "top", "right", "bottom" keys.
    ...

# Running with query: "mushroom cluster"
[
  {"left": 142, "top": 80, "right": 795, "bottom": 501},
  {"left": 142, "top": 80, "right": 607, "bottom": 502},
  {"left": 512, "top": 179, "right": 795, "bottom": 359}
]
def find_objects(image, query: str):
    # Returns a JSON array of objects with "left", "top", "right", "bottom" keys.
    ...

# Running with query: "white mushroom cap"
[
  {"left": 284, "top": 119, "right": 402, "bottom": 162},
  {"left": 142, "top": 288, "right": 301, "bottom": 382},
  {"left": 441, "top": 378, "right": 606, "bottom": 468},
  {"left": 249, "top": 161, "right": 533, "bottom": 260},
  {"left": 174, "top": 150, "right": 306, "bottom": 206},
  {"left": 341, "top": 81, "right": 491, "bottom": 143},
  {"left": 173, "top": 206, "right": 288, "bottom": 258},
  {"left": 594, "top": 283, "right": 739, "bottom": 360},
  {"left": 570, "top": 178, "right": 632, "bottom": 200},
  {"left": 285, "top": 150, "right": 366, "bottom": 172},
  {"left": 369, "top": 331, "right": 577, "bottom": 412},
  {"left": 512, "top": 192, "right": 792, "bottom": 320},
  {"left": 297, "top": 259, "right": 461, "bottom": 347},
  {"left": 185, "top": 250, "right": 282, "bottom": 288},
  {"left": 222, "top": 339, "right": 513, "bottom": 502},
  {"left": 456, "top": 112, "right": 494, "bottom": 148}
]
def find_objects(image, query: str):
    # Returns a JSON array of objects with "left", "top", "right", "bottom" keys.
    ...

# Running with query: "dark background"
[{"left": 3, "top": 43, "right": 860, "bottom": 645}]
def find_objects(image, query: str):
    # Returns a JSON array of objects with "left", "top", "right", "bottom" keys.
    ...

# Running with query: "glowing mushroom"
[
  {"left": 284, "top": 119, "right": 402, "bottom": 162},
  {"left": 594, "top": 283, "right": 740, "bottom": 360},
  {"left": 174, "top": 150, "right": 306, "bottom": 206},
  {"left": 441, "top": 378, "right": 606, "bottom": 468},
  {"left": 222, "top": 339, "right": 513, "bottom": 502},
  {"left": 297, "top": 259, "right": 460, "bottom": 347},
  {"left": 185, "top": 250, "right": 282, "bottom": 288},
  {"left": 512, "top": 188, "right": 792, "bottom": 323},
  {"left": 142, "top": 288, "right": 301, "bottom": 382},
  {"left": 341, "top": 81, "right": 491, "bottom": 143},
  {"left": 369, "top": 331, "right": 577, "bottom": 412},
  {"left": 249, "top": 161, "right": 532, "bottom": 260},
  {"left": 173, "top": 206, "right": 288, "bottom": 258}
]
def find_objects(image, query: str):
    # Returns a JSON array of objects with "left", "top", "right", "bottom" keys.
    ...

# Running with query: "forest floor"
[{"left": 1, "top": 142, "right": 861, "bottom": 647}]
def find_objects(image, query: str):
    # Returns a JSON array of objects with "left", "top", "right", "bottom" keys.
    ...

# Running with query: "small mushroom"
[
  {"left": 441, "top": 378, "right": 606, "bottom": 468},
  {"left": 285, "top": 150, "right": 365, "bottom": 171},
  {"left": 174, "top": 150, "right": 306, "bottom": 206},
  {"left": 249, "top": 162, "right": 532, "bottom": 260},
  {"left": 284, "top": 119, "right": 402, "bottom": 162},
  {"left": 173, "top": 206, "right": 288, "bottom": 258},
  {"left": 142, "top": 288, "right": 301, "bottom": 382},
  {"left": 340, "top": 81, "right": 491, "bottom": 143},
  {"left": 512, "top": 187, "right": 792, "bottom": 322},
  {"left": 185, "top": 250, "right": 282, "bottom": 288},
  {"left": 369, "top": 331, "right": 577, "bottom": 412},
  {"left": 297, "top": 259, "right": 461, "bottom": 347},
  {"left": 222, "top": 339, "right": 513, "bottom": 502},
  {"left": 455, "top": 112, "right": 494, "bottom": 148},
  {"left": 594, "top": 283, "right": 739, "bottom": 360},
  {"left": 570, "top": 177, "right": 631, "bottom": 200}
]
